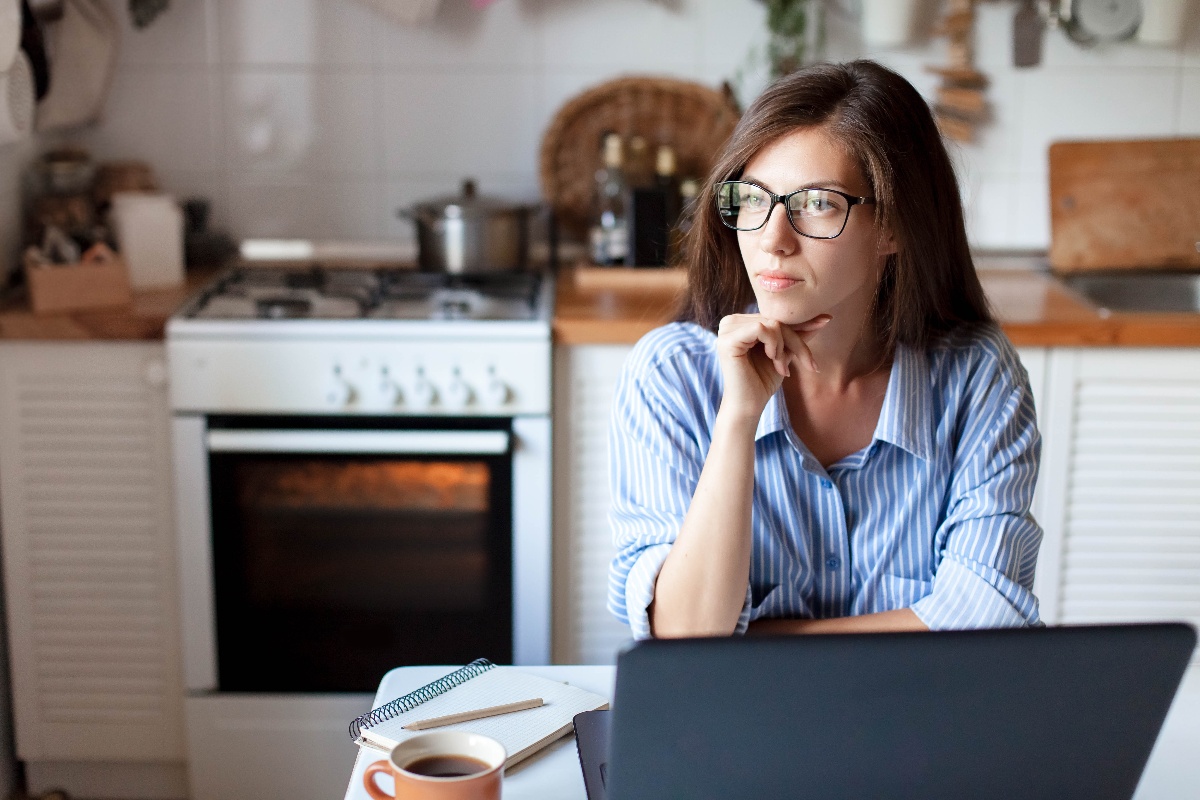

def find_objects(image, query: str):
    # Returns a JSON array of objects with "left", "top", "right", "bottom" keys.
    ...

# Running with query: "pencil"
[{"left": 401, "top": 698, "right": 544, "bottom": 731}]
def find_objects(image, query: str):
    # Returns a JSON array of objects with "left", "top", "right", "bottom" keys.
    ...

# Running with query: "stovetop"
[{"left": 181, "top": 267, "right": 546, "bottom": 322}]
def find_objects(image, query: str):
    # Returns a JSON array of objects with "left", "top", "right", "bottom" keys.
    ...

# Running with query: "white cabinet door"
[
  {"left": 1036, "top": 348, "right": 1200, "bottom": 651},
  {"left": 552, "top": 345, "right": 634, "bottom": 664},
  {"left": 0, "top": 342, "right": 185, "bottom": 761}
]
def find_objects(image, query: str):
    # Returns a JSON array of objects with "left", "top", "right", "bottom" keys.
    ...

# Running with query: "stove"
[
  {"left": 168, "top": 266, "right": 553, "bottom": 415},
  {"left": 166, "top": 262, "right": 553, "bottom": 800}
]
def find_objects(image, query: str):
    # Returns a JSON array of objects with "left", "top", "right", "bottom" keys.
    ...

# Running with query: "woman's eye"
[
  {"left": 740, "top": 191, "right": 765, "bottom": 208},
  {"left": 798, "top": 194, "right": 839, "bottom": 214}
]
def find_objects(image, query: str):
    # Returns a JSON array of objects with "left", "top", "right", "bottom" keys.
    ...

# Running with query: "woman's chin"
[{"left": 757, "top": 302, "right": 821, "bottom": 327}]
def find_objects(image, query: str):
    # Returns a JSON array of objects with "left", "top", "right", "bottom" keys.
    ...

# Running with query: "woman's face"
[{"left": 736, "top": 126, "right": 892, "bottom": 328}]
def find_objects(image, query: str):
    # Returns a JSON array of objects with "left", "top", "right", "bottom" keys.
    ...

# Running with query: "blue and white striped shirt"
[{"left": 608, "top": 321, "right": 1043, "bottom": 639}]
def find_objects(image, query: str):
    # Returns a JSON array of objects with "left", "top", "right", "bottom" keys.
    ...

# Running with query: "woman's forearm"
[
  {"left": 746, "top": 608, "right": 929, "bottom": 635},
  {"left": 650, "top": 408, "right": 759, "bottom": 638}
]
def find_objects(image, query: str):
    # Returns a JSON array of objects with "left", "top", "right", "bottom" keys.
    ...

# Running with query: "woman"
[{"left": 608, "top": 60, "right": 1043, "bottom": 639}]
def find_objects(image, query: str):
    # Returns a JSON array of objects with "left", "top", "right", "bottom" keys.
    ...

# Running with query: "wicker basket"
[{"left": 539, "top": 76, "right": 740, "bottom": 241}]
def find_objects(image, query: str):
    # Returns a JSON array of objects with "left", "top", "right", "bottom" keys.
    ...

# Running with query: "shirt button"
[
  {"left": 825, "top": 558, "right": 840, "bottom": 570},
  {"left": 821, "top": 479, "right": 833, "bottom": 489}
]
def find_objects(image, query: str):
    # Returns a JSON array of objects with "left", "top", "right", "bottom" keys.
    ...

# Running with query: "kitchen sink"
[{"left": 1061, "top": 271, "right": 1200, "bottom": 314}]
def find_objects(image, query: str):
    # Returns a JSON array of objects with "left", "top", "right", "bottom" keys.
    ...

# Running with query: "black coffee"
[{"left": 403, "top": 754, "right": 491, "bottom": 778}]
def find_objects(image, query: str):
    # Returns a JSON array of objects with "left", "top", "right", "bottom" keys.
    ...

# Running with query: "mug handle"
[{"left": 363, "top": 759, "right": 395, "bottom": 800}]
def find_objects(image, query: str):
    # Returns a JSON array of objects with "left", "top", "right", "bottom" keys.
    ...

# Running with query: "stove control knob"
[
  {"left": 410, "top": 368, "right": 437, "bottom": 410},
  {"left": 373, "top": 374, "right": 402, "bottom": 408},
  {"left": 374, "top": 379, "right": 403, "bottom": 410},
  {"left": 325, "top": 370, "right": 355, "bottom": 407},
  {"left": 483, "top": 367, "right": 511, "bottom": 408},
  {"left": 445, "top": 368, "right": 474, "bottom": 410}
]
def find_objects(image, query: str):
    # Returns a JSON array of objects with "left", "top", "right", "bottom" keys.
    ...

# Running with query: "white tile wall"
[{"left": 0, "top": 0, "right": 1194, "bottom": 263}]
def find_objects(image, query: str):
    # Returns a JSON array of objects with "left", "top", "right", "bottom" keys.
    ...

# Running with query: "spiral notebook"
[{"left": 349, "top": 659, "right": 610, "bottom": 767}]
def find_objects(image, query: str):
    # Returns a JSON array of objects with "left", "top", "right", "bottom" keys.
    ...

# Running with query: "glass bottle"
[
  {"left": 673, "top": 177, "right": 700, "bottom": 255},
  {"left": 626, "top": 135, "right": 653, "bottom": 189},
  {"left": 589, "top": 132, "right": 628, "bottom": 266},
  {"left": 655, "top": 144, "right": 681, "bottom": 227}
]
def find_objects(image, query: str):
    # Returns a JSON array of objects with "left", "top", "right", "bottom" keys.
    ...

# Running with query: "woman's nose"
[{"left": 757, "top": 200, "right": 798, "bottom": 256}]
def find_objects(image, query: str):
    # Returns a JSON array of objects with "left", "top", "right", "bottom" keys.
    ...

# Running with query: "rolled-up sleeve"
[
  {"left": 912, "top": 379, "right": 1044, "bottom": 630},
  {"left": 606, "top": 335, "right": 716, "bottom": 639}
]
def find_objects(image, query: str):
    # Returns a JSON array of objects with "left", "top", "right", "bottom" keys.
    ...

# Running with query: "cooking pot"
[{"left": 402, "top": 179, "right": 534, "bottom": 274}]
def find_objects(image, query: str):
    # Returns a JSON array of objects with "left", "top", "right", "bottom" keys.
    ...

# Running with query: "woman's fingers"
[
  {"left": 718, "top": 315, "right": 791, "bottom": 377},
  {"left": 719, "top": 313, "right": 833, "bottom": 376},
  {"left": 782, "top": 314, "right": 831, "bottom": 373}
]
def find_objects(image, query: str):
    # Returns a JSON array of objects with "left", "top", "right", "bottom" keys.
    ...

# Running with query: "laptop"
[{"left": 574, "top": 623, "right": 1196, "bottom": 800}]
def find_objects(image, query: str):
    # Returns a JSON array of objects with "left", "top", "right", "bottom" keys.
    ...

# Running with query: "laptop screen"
[{"left": 597, "top": 624, "right": 1195, "bottom": 800}]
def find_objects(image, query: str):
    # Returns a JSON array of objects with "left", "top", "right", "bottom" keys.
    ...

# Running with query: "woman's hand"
[{"left": 715, "top": 313, "right": 830, "bottom": 421}]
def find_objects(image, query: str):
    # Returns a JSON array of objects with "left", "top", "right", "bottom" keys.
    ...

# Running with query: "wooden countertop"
[
  {"left": 554, "top": 265, "right": 1200, "bottom": 348},
  {"left": 0, "top": 269, "right": 218, "bottom": 341},
  {"left": 5, "top": 262, "right": 1198, "bottom": 347}
]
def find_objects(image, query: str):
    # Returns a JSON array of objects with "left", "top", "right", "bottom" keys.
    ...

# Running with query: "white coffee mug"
[{"left": 1137, "top": 0, "right": 1191, "bottom": 45}]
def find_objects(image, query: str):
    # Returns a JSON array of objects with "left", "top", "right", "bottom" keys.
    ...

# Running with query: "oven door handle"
[{"left": 205, "top": 429, "right": 510, "bottom": 455}]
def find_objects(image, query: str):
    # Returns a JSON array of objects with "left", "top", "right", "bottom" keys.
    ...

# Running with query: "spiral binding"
[{"left": 349, "top": 658, "right": 496, "bottom": 742}]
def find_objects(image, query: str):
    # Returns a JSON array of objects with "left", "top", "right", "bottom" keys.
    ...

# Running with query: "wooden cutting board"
[{"left": 1048, "top": 139, "right": 1200, "bottom": 272}]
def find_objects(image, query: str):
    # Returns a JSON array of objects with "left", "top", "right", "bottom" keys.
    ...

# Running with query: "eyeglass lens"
[{"left": 716, "top": 182, "right": 852, "bottom": 239}]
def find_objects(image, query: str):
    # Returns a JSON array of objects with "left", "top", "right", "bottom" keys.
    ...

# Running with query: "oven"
[{"left": 166, "top": 264, "right": 552, "bottom": 800}]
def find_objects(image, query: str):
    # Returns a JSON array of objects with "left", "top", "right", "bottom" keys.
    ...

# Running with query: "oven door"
[{"left": 174, "top": 416, "right": 518, "bottom": 693}]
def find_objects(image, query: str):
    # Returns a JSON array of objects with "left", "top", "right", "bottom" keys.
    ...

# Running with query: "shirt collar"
[
  {"left": 755, "top": 390, "right": 787, "bottom": 441},
  {"left": 752, "top": 342, "right": 935, "bottom": 462},
  {"left": 872, "top": 342, "right": 935, "bottom": 462}
]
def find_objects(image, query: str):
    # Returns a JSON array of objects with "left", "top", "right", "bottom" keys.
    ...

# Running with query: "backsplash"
[{"left": 2, "top": 0, "right": 1199, "bottom": 276}]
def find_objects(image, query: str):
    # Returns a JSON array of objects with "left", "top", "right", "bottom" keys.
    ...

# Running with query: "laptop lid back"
[{"left": 606, "top": 624, "right": 1196, "bottom": 800}]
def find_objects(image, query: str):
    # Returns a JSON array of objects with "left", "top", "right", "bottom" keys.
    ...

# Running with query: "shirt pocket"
[{"left": 878, "top": 574, "right": 933, "bottom": 609}]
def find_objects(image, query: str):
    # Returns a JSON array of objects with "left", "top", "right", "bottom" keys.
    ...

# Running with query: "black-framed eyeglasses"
[{"left": 715, "top": 180, "right": 876, "bottom": 240}]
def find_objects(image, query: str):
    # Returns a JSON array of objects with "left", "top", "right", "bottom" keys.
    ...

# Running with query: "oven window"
[{"left": 210, "top": 451, "right": 513, "bottom": 692}]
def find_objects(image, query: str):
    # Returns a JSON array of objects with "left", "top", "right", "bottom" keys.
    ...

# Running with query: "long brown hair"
[{"left": 677, "top": 60, "right": 992, "bottom": 351}]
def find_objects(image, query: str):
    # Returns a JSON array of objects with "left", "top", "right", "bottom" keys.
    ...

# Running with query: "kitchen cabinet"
[
  {"left": 1035, "top": 348, "right": 1200, "bottom": 644},
  {"left": 0, "top": 342, "right": 185, "bottom": 796},
  {"left": 552, "top": 345, "right": 634, "bottom": 664}
]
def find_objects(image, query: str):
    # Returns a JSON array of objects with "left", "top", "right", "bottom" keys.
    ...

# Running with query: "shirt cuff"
[
  {"left": 621, "top": 544, "right": 756, "bottom": 639},
  {"left": 622, "top": 543, "right": 673, "bottom": 640},
  {"left": 911, "top": 557, "right": 1037, "bottom": 630}
]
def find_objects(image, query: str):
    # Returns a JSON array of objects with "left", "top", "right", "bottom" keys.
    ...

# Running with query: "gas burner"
[
  {"left": 183, "top": 265, "right": 546, "bottom": 323},
  {"left": 256, "top": 297, "right": 312, "bottom": 319}
]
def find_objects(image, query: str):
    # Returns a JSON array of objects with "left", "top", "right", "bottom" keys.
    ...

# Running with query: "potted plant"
[{"left": 760, "top": 0, "right": 824, "bottom": 78}]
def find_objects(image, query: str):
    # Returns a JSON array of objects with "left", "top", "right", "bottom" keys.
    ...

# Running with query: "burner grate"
[{"left": 188, "top": 266, "right": 544, "bottom": 322}]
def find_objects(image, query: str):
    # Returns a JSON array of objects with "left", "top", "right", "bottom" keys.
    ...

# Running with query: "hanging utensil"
[{"left": 1012, "top": 0, "right": 1044, "bottom": 67}]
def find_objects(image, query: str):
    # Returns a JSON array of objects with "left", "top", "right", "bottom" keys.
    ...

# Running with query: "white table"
[
  {"left": 343, "top": 665, "right": 615, "bottom": 800},
  {"left": 343, "top": 663, "right": 1200, "bottom": 800}
]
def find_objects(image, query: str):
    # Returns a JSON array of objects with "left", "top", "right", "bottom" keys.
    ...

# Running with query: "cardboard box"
[{"left": 24, "top": 254, "right": 133, "bottom": 315}]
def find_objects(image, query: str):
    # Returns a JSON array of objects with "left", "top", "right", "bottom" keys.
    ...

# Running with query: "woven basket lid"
[{"left": 539, "top": 75, "right": 741, "bottom": 240}]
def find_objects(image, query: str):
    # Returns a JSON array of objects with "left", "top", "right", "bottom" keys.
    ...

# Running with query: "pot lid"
[
  {"left": 1065, "top": 0, "right": 1141, "bottom": 43},
  {"left": 412, "top": 179, "right": 531, "bottom": 218}
]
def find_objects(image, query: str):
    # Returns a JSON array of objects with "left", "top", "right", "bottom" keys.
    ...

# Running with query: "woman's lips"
[{"left": 756, "top": 272, "right": 802, "bottom": 292}]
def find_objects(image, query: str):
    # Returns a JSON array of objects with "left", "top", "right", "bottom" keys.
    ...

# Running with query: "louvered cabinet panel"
[
  {"left": 1015, "top": 347, "right": 1049, "bottom": 568},
  {"left": 1039, "top": 349, "right": 1200, "bottom": 666},
  {"left": 0, "top": 343, "right": 184, "bottom": 760},
  {"left": 552, "top": 346, "right": 634, "bottom": 664}
]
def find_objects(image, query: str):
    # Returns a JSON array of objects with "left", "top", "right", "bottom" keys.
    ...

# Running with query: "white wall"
[{"left": 19, "top": 0, "right": 1200, "bottom": 255}]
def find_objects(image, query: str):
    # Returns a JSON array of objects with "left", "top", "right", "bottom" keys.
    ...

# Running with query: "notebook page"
[{"left": 359, "top": 667, "right": 609, "bottom": 766}]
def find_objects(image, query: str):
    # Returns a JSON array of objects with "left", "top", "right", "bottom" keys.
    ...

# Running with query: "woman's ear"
[{"left": 876, "top": 226, "right": 898, "bottom": 257}]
